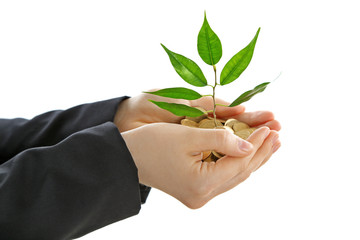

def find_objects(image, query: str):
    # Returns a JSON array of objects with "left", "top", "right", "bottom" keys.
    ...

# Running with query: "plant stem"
[
  {"left": 212, "top": 65, "right": 218, "bottom": 127},
  {"left": 216, "top": 103, "right": 228, "bottom": 107}
]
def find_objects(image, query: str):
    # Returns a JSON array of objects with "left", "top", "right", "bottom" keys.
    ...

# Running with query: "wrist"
[{"left": 113, "top": 98, "right": 131, "bottom": 132}]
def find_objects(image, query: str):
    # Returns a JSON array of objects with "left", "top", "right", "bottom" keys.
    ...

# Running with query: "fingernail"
[{"left": 238, "top": 139, "right": 252, "bottom": 152}]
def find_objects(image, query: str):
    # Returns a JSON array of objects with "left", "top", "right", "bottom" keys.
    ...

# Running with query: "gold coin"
[
  {"left": 202, "top": 151, "right": 212, "bottom": 160},
  {"left": 203, "top": 153, "right": 220, "bottom": 162},
  {"left": 215, "top": 126, "right": 234, "bottom": 134},
  {"left": 212, "top": 151, "right": 224, "bottom": 159},
  {"left": 181, "top": 119, "right": 199, "bottom": 128},
  {"left": 224, "top": 118, "right": 239, "bottom": 129},
  {"left": 208, "top": 117, "right": 226, "bottom": 124},
  {"left": 248, "top": 127, "right": 257, "bottom": 134},
  {"left": 198, "top": 119, "right": 222, "bottom": 128},
  {"left": 185, "top": 107, "right": 208, "bottom": 123},
  {"left": 233, "top": 122, "right": 249, "bottom": 132},
  {"left": 210, "top": 153, "right": 219, "bottom": 162},
  {"left": 234, "top": 129, "right": 252, "bottom": 139},
  {"left": 203, "top": 153, "right": 213, "bottom": 162}
]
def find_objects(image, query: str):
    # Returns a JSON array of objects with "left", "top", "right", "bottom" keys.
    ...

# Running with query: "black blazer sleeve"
[
  {"left": 0, "top": 98, "right": 150, "bottom": 240},
  {"left": 0, "top": 97, "right": 127, "bottom": 160}
]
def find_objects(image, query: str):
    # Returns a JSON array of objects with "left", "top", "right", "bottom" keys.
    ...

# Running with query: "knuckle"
[
  {"left": 215, "top": 129, "right": 229, "bottom": 145},
  {"left": 215, "top": 130, "right": 232, "bottom": 151}
]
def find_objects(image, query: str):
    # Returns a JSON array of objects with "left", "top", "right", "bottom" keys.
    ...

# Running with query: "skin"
[{"left": 114, "top": 92, "right": 281, "bottom": 209}]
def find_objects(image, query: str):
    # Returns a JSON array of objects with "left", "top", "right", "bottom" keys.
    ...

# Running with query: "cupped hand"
[
  {"left": 114, "top": 91, "right": 281, "bottom": 132},
  {"left": 122, "top": 123, "right": 280, "bottom": 209}
]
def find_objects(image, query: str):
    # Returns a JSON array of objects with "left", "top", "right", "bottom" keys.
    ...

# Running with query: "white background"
[{"left": 1, "top": 0, "right": 359, "bottom": 239}]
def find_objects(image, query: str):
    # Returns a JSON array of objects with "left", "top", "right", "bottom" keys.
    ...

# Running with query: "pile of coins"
[{"left": 180, "top": 112, "right": 256, "bottom": 162}]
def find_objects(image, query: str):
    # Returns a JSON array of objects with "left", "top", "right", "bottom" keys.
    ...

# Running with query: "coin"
[
  {"left": 202, "top": 151, "right": 212, "bottom": 160},
  {"left": 203, "top": 153, "right": 214, "bottom": 162},
  {"left": 210, "top": 153, "right": 219, "bottom": 162},
  {"left": 198, "top": 119, "right": 223, "bottom": 128},
  {"left": 208, "top": 117, "right": 226, "bottom": 124},
  {"left": 234, "top": 129, "right": 252, "bottom": 139},
  {"left": 215, "top": 125, "right": 234, "bottom": 134},
  {"left": 248, "top": 127, "right": 257, "bottom": 134},
  {"left": 183, "top": 116, "right": 252, "bottom": 162},
  {"left": 233, "top": 122, "right": 249, "bottom": 132},
  {"left": 212, "top": 151, "right": 224, "bottom": 159},
  {"left": 181, "top": 119, "right": 199, "bottom": 128},
  {"left": 224, "top": 118, "right": 239, "bottom": 129}
]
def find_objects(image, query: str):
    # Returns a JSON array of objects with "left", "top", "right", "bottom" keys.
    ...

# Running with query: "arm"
[
  {"left": 0, "top": 97, "right": 128, "bottom": 161},
  {"left": 0, "top": 122, "right": 143, "bottom": 240}
]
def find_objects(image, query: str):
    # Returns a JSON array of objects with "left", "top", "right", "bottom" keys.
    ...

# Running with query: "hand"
[
  {"left": 122, "top": 123, "right": 280, "bottom": 209},
  {"left": 114, "top": 91, "right": 281, "bottom": 132},
  {"left": 113, "top": 91, "right": 246, "bottom": 132}
]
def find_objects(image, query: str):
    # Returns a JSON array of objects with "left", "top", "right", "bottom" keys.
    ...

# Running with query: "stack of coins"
[{"left": 180, "top": 111, "right": 256, "bottom": 162}]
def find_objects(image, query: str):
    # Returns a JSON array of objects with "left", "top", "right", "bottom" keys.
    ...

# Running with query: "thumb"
[{"left": 190, "top": 127, "right": 253, "bottom": 157}]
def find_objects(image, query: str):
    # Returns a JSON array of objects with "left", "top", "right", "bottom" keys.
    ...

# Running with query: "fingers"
[
  {"left": 191, "top": 97, "right": 279, "bottom": 131},
  {"left": 247, "top": 130, "right": 279, "bottom": 171},
  {"left": 235, "top": 111, "right": 281, "bottom": 131},
  {"left": 189, "top": 127, "right": 254, "bottom": 157},
  {"left": 143, "top": 91, "right": 280, "bottom": 132},
  {"left": 255, "top": 136, "right": 281, "bottom": 171},
  {"left": 215, "top": 104, "right": 246, "bottom": 119},
  {"left": 235, "top": 111, "right": 274, "bottom": 126},
  {"left": 208, "top": 129, "right": 279, "bottom": 198},
  {"left": 256, "top": 119, "right": 281, "bottom": 131},
  {"left": 190, "top": 96, "right": 245, "bottom": 118},
  {"left": 190, "top": 96, "right": 228, "bottom": 110},
  {"left": 202, "top": 127, "right": 271, "bottom": 190},
  {"left": 246, "top": 127, "right": 272, "bottom": 153}
]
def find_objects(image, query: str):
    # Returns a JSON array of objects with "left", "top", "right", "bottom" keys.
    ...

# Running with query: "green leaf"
[
  {"left": 149, "top": 100, "right": 205, "bottom": 117},
  {"left": 220, "top": 28, "right": 261, "bottom": 85},
  {"left": 161, "top": 44, "right": 207, "bottom": 87},
  {"left": 144, "top": 87, "right": 203, "bottom": 100},
  {"left": 197, "top": 11, "right": 222, "bottom": 65},
  {"left": 229, "top": 82, "right": 270, "bottom": 107}
]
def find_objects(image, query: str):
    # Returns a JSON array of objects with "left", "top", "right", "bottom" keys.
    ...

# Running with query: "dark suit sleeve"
[
  {"left": 0, "top": 98, "right": 151, "bottom": 239},
  {"left": 0, "top": 97, "right": 128, "bottom": 161}
]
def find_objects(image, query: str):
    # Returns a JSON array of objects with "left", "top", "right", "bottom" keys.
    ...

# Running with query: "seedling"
[{"left": 145, "top": 12, "right": 271, "bottom": 126}]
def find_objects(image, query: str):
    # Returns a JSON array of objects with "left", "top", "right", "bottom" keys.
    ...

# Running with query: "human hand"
[
  {"left": 121, "top": 122, "right": 280, "bottom": 209},
  {"left": 114, "top": 91, "right": 281, "bottom": 132},
  {"left": 113, "top": 91, "right": 245, "bottom": 132}
]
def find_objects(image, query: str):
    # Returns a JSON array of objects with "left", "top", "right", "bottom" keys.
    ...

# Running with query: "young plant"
[{"left": 145, "top": 12, "right": 271, "bottom": 126}]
